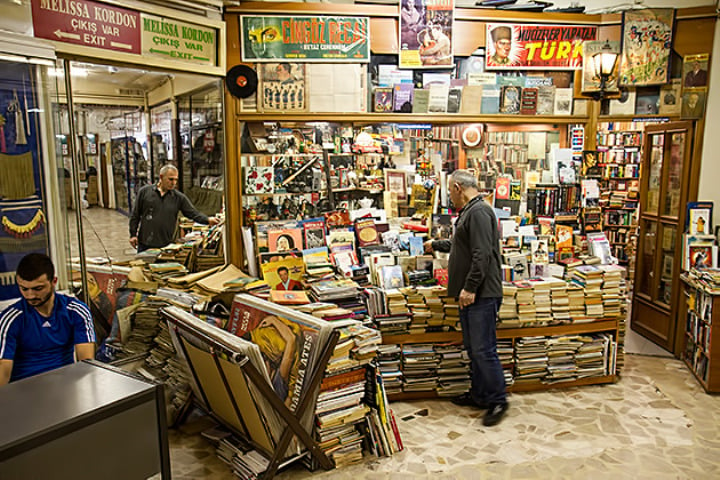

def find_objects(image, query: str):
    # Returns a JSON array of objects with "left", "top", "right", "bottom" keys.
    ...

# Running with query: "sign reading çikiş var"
[
  {"left": 31, "top": 0, "right": 141, "bottom": 53},
  {"left": 31, "top": 0, "right": 218, "bottom": 66}
]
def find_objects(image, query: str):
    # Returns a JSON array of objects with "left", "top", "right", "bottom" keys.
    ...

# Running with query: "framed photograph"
[
  {"left": 681, "top": 88, "right": 707, "bottom": 119},
  {"left": 385, "top": 169, "right": 408, "bottom": 201},
  {"left": 683, "top": 54, "right": 709, "bottom": 88},
  {"left": 619, "top": 8, "right": 675, "bottom": 86},
  {"left": 259, "top": 62, "right": 307, "bottom": 112}
]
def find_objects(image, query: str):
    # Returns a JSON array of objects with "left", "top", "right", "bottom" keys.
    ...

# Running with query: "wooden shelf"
[
  {"left": 387, "top": 375, "right": 617, "bottom": 401},
  {"left": 236, "top": 113, "right": 589, "bottom": 125},
  {"left": 382, "top": 319, "right": 618, "bottom": 346}
]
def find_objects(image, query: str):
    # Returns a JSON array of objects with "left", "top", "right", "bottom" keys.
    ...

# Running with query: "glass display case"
[{"left": 632, "top": 121, "right": 695, "bottom": 353}]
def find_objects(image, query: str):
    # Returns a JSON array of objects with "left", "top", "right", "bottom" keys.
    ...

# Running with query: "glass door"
[{"left": 632, "top": 122, "right": 694, "bottom": 352}]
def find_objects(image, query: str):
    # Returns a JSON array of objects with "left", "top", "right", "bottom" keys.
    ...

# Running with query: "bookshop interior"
[{"left": 3, "top": 0, "right": 720, "bottom": 479}]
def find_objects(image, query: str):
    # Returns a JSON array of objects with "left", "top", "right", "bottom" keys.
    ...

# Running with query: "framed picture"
[
  {"left": 619, "top": 8, "right": 675, "bottom": 86},
  {"left": 259, "top": 62, "right": 307, "bottom": 112},
  {"left": 681, "top": 88, "right": 707, "bottom": 119},
  {"left": 683, "top": 54, "right": 709, "bottom": 88},
  {"left": 384, "top": 169, "right": 408, "bottom": 201}
]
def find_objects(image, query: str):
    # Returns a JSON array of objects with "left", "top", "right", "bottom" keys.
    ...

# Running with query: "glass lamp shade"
[{"left": 592, "top": 42, "right": 619, "bottom": 79}]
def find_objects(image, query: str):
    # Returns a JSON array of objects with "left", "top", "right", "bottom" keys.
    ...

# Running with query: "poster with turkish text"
[{"left": 485, "top": 23, "right": 597, "bottom": 70}]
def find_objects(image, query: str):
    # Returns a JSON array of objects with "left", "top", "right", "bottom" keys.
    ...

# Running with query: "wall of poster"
[
  {"left": 399, "top": 0, "right": 454, "bottom": 69},
  {"left": 240, "top": 16, "right": 370, "bottom": 62},
  {"left": 619, "top": 8, "right": 675, "bottom": 86},
  {"left": 485, "top": 23, "right": 597, "bottom": 70}
]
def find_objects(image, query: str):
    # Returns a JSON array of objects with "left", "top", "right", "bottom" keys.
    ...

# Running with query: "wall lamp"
[{"left": 591, "top": 40, "right": 619, "bottom": 100}]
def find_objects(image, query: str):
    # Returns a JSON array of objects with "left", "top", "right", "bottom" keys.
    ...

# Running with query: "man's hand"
[
  {"left": 129, "top": 237, "right": 138, "bottom": 248},
  {"left": 423, "top": 240, "right": 434, "bottom": 254},
  {"left": 208, "top": 217, "right": 220, "bottom": 226},
  {"left": 458, "top": 289, "right": 476, "bottom": 309}
]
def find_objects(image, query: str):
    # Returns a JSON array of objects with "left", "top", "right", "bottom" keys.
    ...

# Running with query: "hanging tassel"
[
  {"left": 9, "top": 90, "right": 27, "bottom": 146},
  {"left": 2, "top": 209, "right": 45, "bottom": 238}
]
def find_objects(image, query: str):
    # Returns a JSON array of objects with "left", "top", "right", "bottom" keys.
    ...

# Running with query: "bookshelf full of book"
[{"left": 680, "top": 273, "right": 720, "bottom": 393}]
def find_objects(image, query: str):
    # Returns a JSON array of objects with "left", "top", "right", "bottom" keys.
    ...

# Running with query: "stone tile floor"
[{"left": 166, "top": 354, "right": 720, "bottom": 479}]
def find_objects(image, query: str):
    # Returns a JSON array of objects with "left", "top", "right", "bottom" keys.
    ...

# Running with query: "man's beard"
[{"left": 28, "top": 290, "right": 53, "bottom": 308}]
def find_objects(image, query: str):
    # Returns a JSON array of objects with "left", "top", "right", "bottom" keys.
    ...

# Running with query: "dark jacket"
[
  {"left": 129, "top": 185, "right": 209, "bottom": 248},
  {"left": 432, "top": 195, "right": 502, "bottom": 299}
]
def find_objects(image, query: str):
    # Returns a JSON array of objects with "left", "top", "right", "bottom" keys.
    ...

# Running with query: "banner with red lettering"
[
  {"left": 240, "top": 16, "right": 370, "bottom": 62},
  {"left": 486, "top": 23, "right": 597, "bottom": 70}
]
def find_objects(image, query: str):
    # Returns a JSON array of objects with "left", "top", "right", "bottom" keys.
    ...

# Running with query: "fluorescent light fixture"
[
  {"left": 48, "top": 67, "right": 89, "bottom": 77},
  {"left": 0, "top": 53, "right": 55, "bottom": 66}
]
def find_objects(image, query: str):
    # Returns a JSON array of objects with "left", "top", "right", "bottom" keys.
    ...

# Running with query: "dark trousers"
[{"left": 459, "top": 296, "right": 507, "bottom": 405}]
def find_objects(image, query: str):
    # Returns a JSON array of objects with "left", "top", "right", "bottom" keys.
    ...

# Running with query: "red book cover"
[
  {"left": 495, "top": 177, "right": 511, "bottom": 200},
  {"left": 433, "top": 268, "right": 449, "bottom": 286},
  {"left": 355, "top": 217, "right": 380, "bottom": 247}
]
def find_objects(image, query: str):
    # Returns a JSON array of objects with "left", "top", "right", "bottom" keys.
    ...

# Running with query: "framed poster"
[
  {"left": 683, "top": 53, "right": 709, "bottom": 88},
  {"left": 399, "top": 0, "right": 454, "bottom": 69},
  {"left": 619, "top": 8, "right": 675, "bottom": 86},
  {"left": 259, "top": 63, "right": 307, "bottom": 112},
  {"left": 240, "top": 15, "right": 370, "bottom": 62},
  {"left": 485, "top": 23, "right": 596, "bottom": 70},
  {"left": 384, "top": 169, "right": 408, "bottom": 200},
  {"left": 681, "top": 88, "right": 707, "bottom": 119}
]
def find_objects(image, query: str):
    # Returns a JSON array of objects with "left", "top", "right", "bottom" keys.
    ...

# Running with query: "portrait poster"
[
  {"left": 681, "top": 88, "right": 707, "bottom": 119},
  {"left": 682, "top": 53, "right": 710, "bottom": 89},
  {"left": 619, "top": 8, "right": 675, "bottom": 86},
  {"left": 240, "top": 16, "right": 370, "bottom": 62},
  {"left": 260, "top": 255, "right": 305, "bottom": 289},
  {"left": 659, "top": 79, "right": 682, "bottom": 116},
  {"left": 259, "top": 63, "right": 307, "bottom": 112},
  {"left": 581, "top": 40, "right": 620, "bottom": 93},
  {"left": 226, "top": 294, "right": 333, "bottom": 413},
  {"left": 267, "top": 228, "right": 303, "bottom": 252},
  {"left": 485, "top": 23, "right": 596, "bottom": 70},
  {"left": 399, "top": 0, "right": 454, "bottom": 69}
]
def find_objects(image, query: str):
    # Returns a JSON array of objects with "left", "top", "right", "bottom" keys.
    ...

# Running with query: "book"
[
  {"left": 459, "top": 85, "right": 483, "bottom": 114},
  {"left": 408, "top": 236, "right": 424, "bottom": 257},
  {"left": 428, "top": 84, "right": 449, "bottom": 113},
  {"left": 659, "top": 79, "right": 682, "bottom": 116},
  {"left": 519, "top": 87, "right": 538, "bottom": 115},
  {"left": 446, "top": 86, "right": 463, "bottom": 113},
  {"left": 500, "top": 85, "right": 521, "bottom": 114},
  {"left": 556, "top": 225, "right": 574, "bottom": 249},
  {"left": 412, "top": 89, "right": 430, "bottom": 113},
  {"left": 393, "top": 83, "right": 414, "bottom": 112},
  {"left": 536, "top": 86, "right": 555, "bottom": 115},
  {"left": 269, "top": 290, "right": 311, "bottom": 305},
  {"left": 688, "top": 207, "right": 712, "bottom": 235},
  {"left": 587, "top": 232, "right": 614, "bottom": 265},
  {"left": 374, "top": 87, "right": 393, "bottom": 113},
  {"left": 379, "top": 265, "right": 405, "bottom": 289},
  {"left": 609, "top": 90, "right": 636, "bottom": 116},
  {"left": 553, "top": 88, "right": 573, "bottom": 115},
  {"left": 303, "top": 220, "right": 326, "bottom": 249},
  {"left": 480, "top": 85, "right": 501, "bottom": 114},
  {"left": 355, "top": 218, "right": 380, "bottom": 247}
]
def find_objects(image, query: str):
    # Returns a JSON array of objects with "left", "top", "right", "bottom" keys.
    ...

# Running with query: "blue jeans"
[{"left": 459, "top": 296, "right": 507, "bottom": 405}]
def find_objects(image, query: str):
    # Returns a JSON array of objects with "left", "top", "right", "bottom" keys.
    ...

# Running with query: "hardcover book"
[
  {"left": 393, "top": 83, "right": 414, "bottom": 112},
  {"left": 553, "top": 88, "right": 573, "bottom": 115},
  {"left": 412, "top": 89, "right": 430, "bottom": 113},
  {"left": 519, "top": 87, "right": 538, "bottom": 115},
  {"left": 355, "top": 218, "right": 380, "bottom": 247}
]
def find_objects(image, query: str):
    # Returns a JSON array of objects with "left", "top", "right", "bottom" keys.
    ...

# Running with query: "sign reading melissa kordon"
[{"left": 240, "top": 15, "right": 370, "bottom": 62}]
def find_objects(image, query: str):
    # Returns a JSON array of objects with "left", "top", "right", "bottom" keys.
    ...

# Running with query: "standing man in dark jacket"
[
  {"left": 424, "top": 169, "right": 508, "bottom": 426},
  {"left": 129, "top": 164, "right": 219, "bottom": 252}
]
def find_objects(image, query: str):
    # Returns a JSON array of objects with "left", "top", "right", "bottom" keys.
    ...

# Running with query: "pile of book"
[
  {"left": 550, "top": 280, "right": 570, "bottom": 323},
  {"left": 403, "top": 286, "right": 432, "bottom": 333},
  {"left": 401, "top": 343, "right": 438, "bottom": 392},
  {"left": 497, "top": 339, "right": 515, "bottom": 386},
  {"left": 567, "top": 285, "right": 586, "bottom": 320},
  {"left": 363, "top": 366, "right": 403, "bottom": 457},
  {"left": 599, "top": 265, "right": 625, "bottom": 318},
  {"left": 531, "top": 279, "right": 553, "bottom": 324},
  {"left": 418, "top": 285, "right": 446, "bottom": 330},
  {"left": 499, "top": 282, "right": 519, "bottom": 327},
  {"left": 515, "top": 281, "right": 537, "bottom": 325},
  {"left": 147, "top": 262, "right": 188, "bottom": 281},
  {"left": 376, "top": 344, "right": 403, "bottom": 394},
  {"left": 435, "top": 344, "right": 471, "bottom": 397},
  {"left": 544, "top": 336, "right": 583, "bottom": 384},
  {"left": 441, "top": 295, "right": 460, "bottom": 331},
  {"left": 576, "top": 334, "right": 615, "bottom": 377},
  {"left": 514, "top": 336, "right": 549, "bottom": 384}
]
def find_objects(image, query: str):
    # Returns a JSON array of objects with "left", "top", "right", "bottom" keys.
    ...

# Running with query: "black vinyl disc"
[{"left": 226, "top": 65, "right": 258, "bottom": 99}]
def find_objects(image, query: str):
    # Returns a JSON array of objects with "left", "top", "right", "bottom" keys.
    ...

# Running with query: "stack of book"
[
  {"left": 310, "top": 278, "right": 360, "bottom": 303},
  {"left": 385, "top": 288, "right": 410, "bottom": 315},
  {"left": 530, "top": 279, "right": 553, "bottom": 324},
  {"left": 544, "top": 336, "right": 582, "bottom": 384},
  {"left": 148, "top": 262, "right": 188, "bottom": 281},
  {"left": 363, "top": 367, "right": 403, "bottom": 457},
  {"left": 376, "top": 344, "right": 403, "bottom": 394},
  {"left": 514, "top": 336, "right": 549, "bottom": 384},
  {"left": 401, "top": 343, "right": 438, "bottom": 392},
  {"left": 402, "top": 286, "right": 432, "bottom": 333},
  {"left": 499, "top": 282, "right": 519, "bottom": 327},
  {"left": 417, "top": 285, "right": 446, "bottom": 331},
  {"left": 576, "top": 334, "right": 613, "bottom": 377},
  {"left": 550, "top": 280, "right": 570, "bottom": 323},
  {"left": 435, "top": 344, "right": 471, "bottom": 397},
  {"left": 373, "top": 312, "right": 412, "bottom": 335},
  {"left": 599, "top": 265, "right": 625, "bottom": 318},
  {"left": 570, "top": 265, "right": 604, "bottom": 320},
  {"left": 497, "top": 339, "right": 515, "bottom": 386},
  {"left": 515, "top": 281, "right": 537, "bottom": 325},
  {"left": 567, "top": 285, "right": 586, "bottom": 321},
  {"left": 441, "top": 295, "right": 461, "bottom": 331},
  {"left": 304, "top": 247, "right": 335, "bottom": 280}
]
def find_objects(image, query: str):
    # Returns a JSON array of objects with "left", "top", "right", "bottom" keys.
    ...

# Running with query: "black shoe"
[
  {"left": 483, "top": 402, "right": 508, "bottom": 426},
  {"left": 450, "top": 393, "right": 488, "bottom": 409}
]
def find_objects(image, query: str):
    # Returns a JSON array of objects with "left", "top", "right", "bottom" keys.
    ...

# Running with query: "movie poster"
[
  {"left": 485, "top": 23, "right": 597, "bottom": 70},
  {"left": 619, "top": 8, "right": 675, "bottom": 86},
  {"left": 399, "top": 0, "right": 454, "bottom": 69}
]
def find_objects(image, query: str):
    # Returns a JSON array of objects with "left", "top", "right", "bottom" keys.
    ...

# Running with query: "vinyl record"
[{"left": 226, "top": 65, "right": 258, "bottom": 99}]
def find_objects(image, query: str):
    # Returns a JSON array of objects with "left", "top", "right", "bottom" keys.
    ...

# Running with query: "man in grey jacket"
[
  {"left": 129, "top": 164, "right": 219, "bottom": 252},
  {"left": 424, "top": 169, "right": 508, "bottom": 426}
]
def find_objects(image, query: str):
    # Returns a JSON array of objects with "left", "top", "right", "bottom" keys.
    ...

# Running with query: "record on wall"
[{"left": 226, "top": 65, "right": 258, "bottom": 99}]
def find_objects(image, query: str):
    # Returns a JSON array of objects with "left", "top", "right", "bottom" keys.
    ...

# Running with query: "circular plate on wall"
[{"left": 462, "top": 125, "right": 483, "bottom": 148}]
